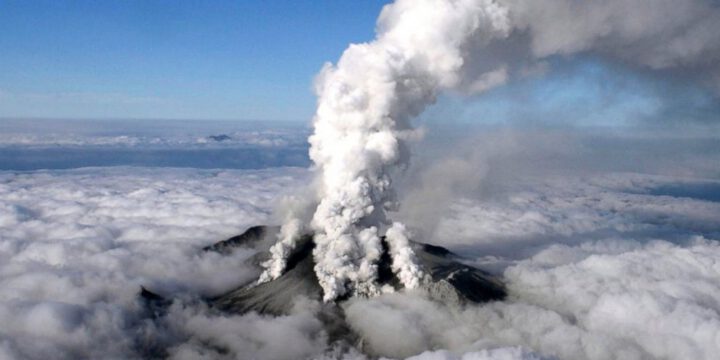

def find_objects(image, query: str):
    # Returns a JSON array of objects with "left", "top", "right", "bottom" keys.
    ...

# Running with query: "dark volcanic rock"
[
  {"left": 139, "top": 286, "right": 172, "bottom": 319},
  {"left": 414, "top": 242, "right": 506, "bottom": 305},
  {"left": 202, "top": 225, "right": 278, "bottom": 255},
  {"left": 211, "top": 234, "right": 319, "bottom": 315},
  {"left": 208, "top": 231, "right": 355, "bottom": 343},
  {"left": 207, "top": 225, "right": 506, "bottom": 315},
  {"left": 207, "top": 134, "right": 232, "bottom": 142}
]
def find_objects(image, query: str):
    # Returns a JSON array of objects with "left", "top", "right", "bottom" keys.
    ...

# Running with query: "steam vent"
[{"left": 174, "top": 226, "right": 504, "bottom": 342}]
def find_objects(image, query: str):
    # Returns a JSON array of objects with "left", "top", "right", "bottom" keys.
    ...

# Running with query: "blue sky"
[
  {"left": 0, "top": 0, "right": 388, "bottom": 121},
  {"left": 0, "top": 0, "right": 717, "bottom": 125}
]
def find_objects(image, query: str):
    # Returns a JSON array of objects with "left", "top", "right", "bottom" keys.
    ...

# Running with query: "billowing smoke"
[
  {"left": 260, "top": 0, "right": 720, "bottom": 301},
  {"left": 260, "top": 0, "right": 512, "bottom": 300}
]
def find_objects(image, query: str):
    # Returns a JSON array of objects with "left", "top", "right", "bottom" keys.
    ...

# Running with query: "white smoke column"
[
  {"left": 257, "top": 216, "right": 305, "bottom": 283},
  {"left": 385, "top": 222, "right": 423, "bottom": 289},
  {"left": 261, "top": 0, "right": 511, "bottom": 301}
]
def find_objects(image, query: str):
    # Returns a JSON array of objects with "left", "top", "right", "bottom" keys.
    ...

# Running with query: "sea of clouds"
[
  {"left": 0, "top": 119, "right": 310, "bottom": 149},
  {"left": 0, "top": 124, "right": 719, "bottom": 359},
  {"left": 0, "top": 166, "right": 315, "bottom": 359},
  {"left": 358, "top": 171, "right": 720, "bottom": 359},
  {"left": 0, "top": 119, "right": 310, "bottom": 171}
]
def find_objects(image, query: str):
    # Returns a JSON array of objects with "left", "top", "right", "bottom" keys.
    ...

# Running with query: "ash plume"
[
  {"left": 261, "top": 0, "right": 511, "bottom": 301},
  {"left": 260, "top": 0, "right": 720, "bottom": 302}
]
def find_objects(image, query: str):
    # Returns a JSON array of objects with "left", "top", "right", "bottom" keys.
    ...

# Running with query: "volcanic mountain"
[
  {"left": 205, "top": 225, "right": 505, "bottom": 312},
  {"left": 141, "top": 225, "right": 506, "bottom": 353}
]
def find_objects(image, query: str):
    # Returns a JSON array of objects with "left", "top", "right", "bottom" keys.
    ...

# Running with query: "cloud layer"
[
  {"left": 347, "top": 169, "right": 720, "bottom": 359},
  {"left": 1, "top": 129, "right": 719, "bottom": 359},
  {"left": 0, "top": 119, "right": 309, "bottom": 149},
  {"left": 0, "top": 167, "right": 314, "bottom": 359}
]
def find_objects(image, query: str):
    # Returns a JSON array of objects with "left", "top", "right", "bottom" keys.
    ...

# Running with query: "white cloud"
[
  {"left": 341, "top": 159, "right": 720, "bottom": 359},
  {"left": 0, "top": 167, "right": 311, "bottom": 359},
  {"left": 342, "top": 236, "right": 720, "bottom": 360},
  {"left": 0, "top": 119, "right": 309, "bottom": 149},
  {"left": 406, "top": 348, "right": 547, "bottom": 360},
  {"left": 433, "top": 173, "right": 720, "bottom": 256},
  {"left": 504, "top": 238, "right": 720, "bottom": 359},
  {"left": 1, "top": 139, "right": 720, "bottom": 359},
  {"left": 166, "top": 300, "right": 327, "bottom": 360}
]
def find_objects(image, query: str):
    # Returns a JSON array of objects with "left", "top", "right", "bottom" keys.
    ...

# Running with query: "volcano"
[
  {"left": 140, "top": 226, "right": 506, "bottom": 354},
  {"left": 206, "top": 226, "right": 504, "bottom": 340},
  {"left": 205, "top": 225, "right": 505, "bottom": 315}
]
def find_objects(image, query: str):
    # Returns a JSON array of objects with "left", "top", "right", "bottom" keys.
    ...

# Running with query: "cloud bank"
[
  {"left": 0, "top": 119, "right": 309, "bottom": 149},
  {"left": 0, "top": 119, "right": 311, "bottom": 171},
  {"left": 0, "top": 167, "right": 313, "bottom": 359},
  {"left": 1, "top": 126, "right": 719, "bottom": 359}
]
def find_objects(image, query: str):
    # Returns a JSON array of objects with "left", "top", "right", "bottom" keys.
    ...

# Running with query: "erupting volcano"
[{"left": 257, "top": 0, "right": 511, "bottom": 302}]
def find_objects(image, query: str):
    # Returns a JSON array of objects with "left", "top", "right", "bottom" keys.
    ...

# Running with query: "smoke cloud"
[
  {"left": 261, "top": 0, "right": 512, "bottom": 300},
  {"left": 262, "top": 0, "right": 720, "bottom": 302}
]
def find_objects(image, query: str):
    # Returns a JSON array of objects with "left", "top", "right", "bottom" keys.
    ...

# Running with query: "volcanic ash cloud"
[
  {"left": 260, "top": 0, "right": 511, "bottom": 301},
  {"left": 260, "top": 0, "right": 720, "bottom": 302}
]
